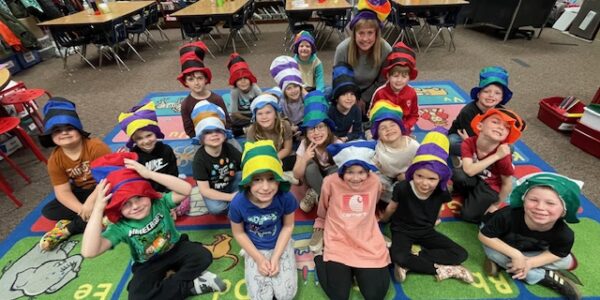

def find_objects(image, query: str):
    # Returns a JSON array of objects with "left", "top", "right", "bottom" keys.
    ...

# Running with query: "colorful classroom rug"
[{"left": 2, "top": 80, "right": 600, "bottom": 300}]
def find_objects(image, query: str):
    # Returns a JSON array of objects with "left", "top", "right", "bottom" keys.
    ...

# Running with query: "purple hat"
[
  {"left": 118, "top": 100, "right": 165, "bottom": 149},
  {"left": 348, "top": 0, "right": 392, "bottom": 29},
  {"left": 405, "top": 127, "right": 451, "bottom": 191}
]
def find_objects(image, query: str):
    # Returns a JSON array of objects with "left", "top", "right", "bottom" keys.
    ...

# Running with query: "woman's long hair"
[{"left": 348, "top": 19, "right": 383, "bottom": 69}]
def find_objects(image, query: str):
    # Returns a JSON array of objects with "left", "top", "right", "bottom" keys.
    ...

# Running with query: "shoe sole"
[{"left": 484, "top": 259, "right": 499, "bottom": 277}]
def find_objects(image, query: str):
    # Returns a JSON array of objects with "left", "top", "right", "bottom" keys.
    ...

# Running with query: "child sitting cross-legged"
[
  {"left": 227, "top": 53, "right": 261, "bottom": 136},
  {"left": 328, "top": 62, "right": 363, "bottom": 141},
  {"left": 81, "top": 153, "right": 225, "bottom": 299},
  {"left": 381, "top": 128, "right": 474, "bottom": 284}
]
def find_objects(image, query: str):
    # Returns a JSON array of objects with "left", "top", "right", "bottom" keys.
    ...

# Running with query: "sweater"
[
  {"left": 294, "top": 54, "right": 325, "bottom": 92},
  {"left": 370, "top": 83, "right": 419, "bottom": 134},
  {"left": 180, "top": 92, "right": 231, "bottom": 138}
]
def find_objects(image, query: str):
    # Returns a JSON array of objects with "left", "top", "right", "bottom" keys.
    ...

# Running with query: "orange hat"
[{"left": 470, "top": 108, "right": 522, "bottom": 144}]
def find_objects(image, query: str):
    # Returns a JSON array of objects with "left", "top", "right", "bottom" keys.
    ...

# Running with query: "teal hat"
[
  {"left": 509, "top": 172, "right": 583, "bottom": 223},
  {"left": 302, "top": 90, "right": 335, "bottom": 131},
  {"left": 470, "top": 66, "right": 513, "bottom": 105}
]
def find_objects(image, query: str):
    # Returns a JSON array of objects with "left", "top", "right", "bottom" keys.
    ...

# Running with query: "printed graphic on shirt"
[
  {"left": 211, "top": 158, "right": 236, "bottom": 190},
  {"left": 66, "top": 161, "right": 91, "bottom": 181},
  {"left": 128, "top": 213, "right": 174, "bottom": 261},
  {"left": 247, "top": 213, "right": 278, "bottom": 238},
  {"left": 145, "top": 158, "right": 168, "bottom": 172},
  {"left": 342, "top": 194, "right": 369, "bottom": 218},
  {"left": 239, "top": 97, "right": 251, "bottom": 111}
]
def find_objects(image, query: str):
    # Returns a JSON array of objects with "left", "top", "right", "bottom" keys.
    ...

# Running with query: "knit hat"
[
  {"left": 270, "top": 56, "right": 303, "bottom": 91},
  {"left": 91, "top": 152, "right": 162, "bottom": 223},
  {"left": 470, "top": 66, "right": 513, "bottom": 105},
  {"left": 381, "top": 42, "right": 418, "bottom": 80},
  {"left": 331, "top": 62, "right": 360, "bottom": 103},
  {"left": 39, "top": 97, "right": 91, "bottom": 148},
  {"left": 509, "top": 172, "right": 583, "bottom": 224},
  {"left": 177, "top": 41, "right": 212, "bottom": 87},
  {"left": 327, "top": 140, "right": 378, "bottom": 175},
  {"left": 348, "top": 0, "right": 391, "bottom": 29},
  {"left": 471, "top": 108, "right": 522, "bottom": 144},
  {"left": 250, "top": 93, "right": 282, "bottom": 121},
  {"left": 292, "top": 31, "right": 316, "bottom": 55},
  {"left": 405, "top": 127, "right": 451, "bottom": 191},
  {"left": 302, "top": 90, "right": 335, "bottom": 130},
  {"left": 368, "top": 99, "right": 405, "bottom": 140},
  {"left": 227, "top": 52, "right": 257, "bottom": 87},
  {"left": 118, "top": 101, "right": 165, "bottom": 149},
  {"left": 240, "top": 140, "right": 290, "bottom": 191},
  {"left": 191, "top": 101, "right": 229, "bottom": 143}
]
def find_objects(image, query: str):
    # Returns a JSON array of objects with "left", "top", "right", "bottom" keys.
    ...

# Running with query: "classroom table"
[
  {"left": 285, "top": 0, "right": 352, "bottom": 12},
  {"left": 38, "top": 1, "right": 155, "bottom": 27}
]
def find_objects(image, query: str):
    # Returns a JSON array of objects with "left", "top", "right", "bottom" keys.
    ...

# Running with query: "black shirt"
[
  {"left": 192, "top": 143, "right": 241, "bottom": 191},
  {"left": 328, "top": 104, "right": 363, "bottom": 140},
  {"left": 390, "top": 180, "right": 451, "bottom": 233},
  {"left": 133, "top": 141, "right": 179, "bottom": 192}
]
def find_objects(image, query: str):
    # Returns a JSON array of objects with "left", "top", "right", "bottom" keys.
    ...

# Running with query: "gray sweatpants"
[{"left": 243, "top": 240, "right": 297, "bottom": 300}]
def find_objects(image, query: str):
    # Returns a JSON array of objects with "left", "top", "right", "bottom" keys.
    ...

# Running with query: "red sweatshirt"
[{"left": 369, "top": 83, "right": 419, "bottom": 135}]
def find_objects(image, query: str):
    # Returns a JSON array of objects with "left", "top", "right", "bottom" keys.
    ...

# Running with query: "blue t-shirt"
[{"left": 228, "top": 191, "right": 298, "bottom": 250}]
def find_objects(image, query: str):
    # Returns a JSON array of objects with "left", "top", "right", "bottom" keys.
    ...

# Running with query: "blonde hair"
[
  {"left": 249, "top": 113, "right": 286, "bottom": 151},
  {"left": 348, "top": 19, "right": 383, "bottom": 69}
]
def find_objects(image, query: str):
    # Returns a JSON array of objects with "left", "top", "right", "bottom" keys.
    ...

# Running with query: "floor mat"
[{"left": 1, "top": 81, "right": 599, "bottom": 299}]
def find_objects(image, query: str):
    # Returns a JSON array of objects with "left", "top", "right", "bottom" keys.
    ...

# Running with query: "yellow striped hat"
[
  {"left": 118, "top": 101, "right": 164, "bottom": 149},
  {"left": 240, "top": 140, "right": 290, "bottom": 191}
]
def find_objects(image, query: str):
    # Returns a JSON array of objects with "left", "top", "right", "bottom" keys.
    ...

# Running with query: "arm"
[
  {"left": 81, "top": 180, "right": 113, "bottom": 258},
  {"left": 212, "top": 94, "right": 233, "bottom": 128},
  {"left": 293, "top": 142, "right": 315, "bottom": 180},
  {"left": 229, "top": 89, "right": 240, "bottom": 113},
  {"left": 54, "top": 183, "right": 86, "bottom": 215},
  {"left": 313, "top": 178, "right": 331, "bottom": 229},
  {"left": 278, "top": 138, "right": 293, "bottom": 160},
  {"left": 197, "top": 180, "right": 236, "bottom": 201},
  {"left": 404, "top": 92, "right": 419, "bottom": 130},
  {"left": 269, "top": 212, "right": 295, "bottom": 276},
  {"left": 231, "top": 221, "right": 270, "bottom": 276},
  {"left": 125, "top": 159, "right": 192, "bottom": 204},
  {"left": 347, "top": 107, "right": 364, "bottom": 140},
  {"left": 181, "top": 99, "right": 195, "bottom": 138},
  {"left": 462, "top": 144, "right": 511, "bottom": 176},
  {"left": 380, "top": 201, "right": 398, "bottom": 222},
  {"left": 314, "top": 62, "right": 325, "bottom": 92},
  {"left": 495, "top": 174, "right": 513, "bottom": 205}
]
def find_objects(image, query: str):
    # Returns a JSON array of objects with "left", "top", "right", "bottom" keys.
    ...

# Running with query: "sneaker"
[
  {"left": 394, "top": 264, "right": 407, "bottom": 283},
  {"left": 309, "top": 229, "right": 324, "bottom": 253},
  {"left": 191, "top": 271, "right": 226, "bottom": 295},
  {"left": 435, "top": 264, "right": 474, "bottom": 283},
  {"left": 40, "top": 220, "right": 71, "bottom": 251},
  {"left": 176, "top": 196, "right": 191, "bottom": 217},
  {"left": 483, "top": 257, "right": 499, "bottom": 277},
  {"left": 282, "top": 171, "right": 300, "bottom": 185},
  {"left": 538, "top": 270, "right": 581, "bottom": 300},
  {"left": 300, "top": 188, "right": 318, "bottom": 212}
]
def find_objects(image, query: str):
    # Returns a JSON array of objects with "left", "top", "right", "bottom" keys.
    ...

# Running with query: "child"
[
  {"left": 292, "top": 31, "right": 325, "bottom": 93},
  {"left": 448, "top": 66, "right": 512, "bottom": 158},
  {"left": 382, "top": 128, "right": 474, "bottom": 284},
  {"left": 81, "top": 153, "right": 225, "bottom": 298},
  {"left": 293, "top": 90, "right": 341, "bottom": 213},
  {"left": 369, "top": 42, "right": 419, "bottom": 135},
  {"left": 178, "top": 41, "right": 231, "bottom": 138},
  {"left": 270, "top": 55, "right": 305, "bottom": 133},
  {"left": 328, "top": 62, "right": 363, "bottom": 141},
  {"left": 245, "top": 93, "right": 296, "bottom": 172},
  {"left": 228, "top": 140, "right": 298, "bottom": 300},
  {"left": 191, "top": 101, "right": 242, "bottom": 215},
  {"left": 452, "top": 108, "right": 523, "bottom": 223},
  {"left": 369, "top": 100, "right": 420, "bottom": 203},
  {"left": 39, "top": 98, "right": 112, "bottom": 251},
  {"left": 227, "top": 53, "right": 261, "bottom": 136},
  {"left": 479, "top": 172, "right": 582, "bottom": 299},
  {"left": 313, "top": 140, "right": 390, "bottom": 300}
]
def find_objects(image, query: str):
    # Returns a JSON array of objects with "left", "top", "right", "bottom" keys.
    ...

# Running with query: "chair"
[
  {"left": 147, "top": 2, "right": 170, "bottom": 42},
  {"left": 283, "top": 9, "right": 315, "bottom": 50},
  {"left": 423, "top": 8, "right": 460, "bottom": 53},
  {"left": 126, "top": 8, "right": 158, "bottom": 48},
  {"left": 391, "top": 7, "right": 421, "bottom": 52},
  {"left": 50, "top": 27, "right": 96, "bottom": 70},
  {"left": 180, "top": 20, "right": 220, "bottom": 58},
  {"left": 316, "top": 9, "right": 350, "bottom": 50},
  {"left": 222, "top": 3, "right": 255, "bottom": 53},
  {"left": 94, "top": 19, "right": 146, "bottom": 71}
]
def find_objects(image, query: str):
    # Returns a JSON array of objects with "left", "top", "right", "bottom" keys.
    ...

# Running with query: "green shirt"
[{"left": 102, "top": 193, "right": 181, "bottom": 263}]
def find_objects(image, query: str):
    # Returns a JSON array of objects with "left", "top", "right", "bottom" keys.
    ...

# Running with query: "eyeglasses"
[
  {"left": 51, "top": 126, "right": 76, "bottom": 135},
  {"left": 307, "top": 123, "right": 328, "bottom": 134}
]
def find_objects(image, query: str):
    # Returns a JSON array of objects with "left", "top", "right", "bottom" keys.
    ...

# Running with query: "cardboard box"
[
  {"left": 0, "top": 135, "right": 23, "bottom": 160},
  {"left": 18, "top": 16, "right": 45, "bottom": 39}
]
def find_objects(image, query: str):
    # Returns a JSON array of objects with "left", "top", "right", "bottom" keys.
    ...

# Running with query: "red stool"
[
  {"left": 0, "top": 88, "right": 52, "bottom": 134},
  {"left": 0, "top": 117, "right": 47, "bottom": 207}
]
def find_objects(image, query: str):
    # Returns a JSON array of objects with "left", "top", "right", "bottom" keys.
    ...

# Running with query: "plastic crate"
[
  {"left": 571, "top": 121, "right": 600, "bottom": 158},
  {"left": 537, "top": 96, "right": 586, "bottom": 131},
  {"left": 0, "top": 134, "right": 23, "bottom": 160},
  {"left": 579, "top": 104, "right": 600, "bottom": 132},
  {"left": 0, "top": 54, "right": 22, "bottom": 75},
  {"left": 16, "top": 50, "right": 41, "bottom": 69}
]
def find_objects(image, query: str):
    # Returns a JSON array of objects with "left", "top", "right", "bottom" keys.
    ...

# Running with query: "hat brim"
[
  {"left": 470, "top": 83, "right": 513, "bottom": 106},
  {"left": 338, "top": 160, "right": 377, "bottom": 175},
  {"left": 471, "top": 110, "right": 521, "bottom": 144},
  {"left": 239, "top": 169, "right": 290, "bottom": 192},
  {"left": 38, "top": 130, "right": 91, "bottom": 148},
  {"left": 332, "top": 84, "right": 361, "bottom": 103},
  {"left": 177, "top": 67, "right": 213, "bottom": 87},
  {"left": 371, "top": 118, "right": 405, "bottom": 140}
]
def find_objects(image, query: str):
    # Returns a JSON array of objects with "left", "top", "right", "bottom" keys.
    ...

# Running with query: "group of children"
[{"left": 34, "top": 4, "right": 585, "bottom": 297}]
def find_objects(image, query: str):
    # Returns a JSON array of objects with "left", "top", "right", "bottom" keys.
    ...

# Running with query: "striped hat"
[
  {"left": 240, "top": 140, "right": 289, "bottom": 191},
  {"left": 369, "top": 100, "right": 405, "bottom": 139},
  {"left": 405, "top": 127, "right": 451, "bottom": 191},
  {"left": 509, "top": 172, "right": 583, "bottom": 224},
  {"left": 331, "top": 62, "right": 360, "bottom": 103},
  {"left": 191, "top": 101, "right": 229, "bottom": 143},
  {"left": 470, "top": 66, "right": 513, "bottom": 105},
  {"left": 227, "top": 52, "right": 257, "bottom": 86},
  {"left": 39, "top": 97, "right": 90, "bottom": 148},
  {"left": 349, "top": 0, "right": 391, "bottom": 29},
  {"left": 250, "top": 93, "right": 282, "bottom": 121},
  {"left": 177, "top": 41, "right": 212, "bottom": 87},
  {"left": 91, "top": 152, "right": 162, "bottom": 223},
  {"left": 471, "top": 108, "right": 522, "bottom": 144},
  {"left": 381, "top": 42, "right": 418, "bottom": 80},
  {"left": 327, "top": 140, "right": 378, "bottom": 175},
  {"left": 179, "top": 41, "right": 208, "bottom": 61},
  {"left": 302, "top": 90, "right": 335, "bottom": 130},
  {"left": 270, "top": 56, "right": 303, "bottom": 91},
  {"left": 118, "top": 101, "right": 165, "bottom": 149},
  {"left": 292, "top": 30, "right": 316, "bottom": 55}
]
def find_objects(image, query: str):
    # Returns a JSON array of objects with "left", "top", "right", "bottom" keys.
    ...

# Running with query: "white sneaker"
[
  {"left": 192, "top": 271, "right": 226, "bottom": 295},
  {"left": 309, "top": 229, "right": 324, "bottom": 254},
  {"left": 282, "top": 171, "right": 300, "bottom": 185}
]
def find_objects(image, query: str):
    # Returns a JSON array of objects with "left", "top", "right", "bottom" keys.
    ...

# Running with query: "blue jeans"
[
  {"left": 204, "top": 172, "right": 241, "bottom": 215},
  {"left": 483, "top": 245, "right": 573, "bottom": 284}
]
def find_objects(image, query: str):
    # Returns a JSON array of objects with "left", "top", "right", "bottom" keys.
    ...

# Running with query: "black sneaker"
[
  {"left": 192, "top": 271, "right": 226, "bottom": 295},
  {"left": 483, "top": 257, "right": 498, "bottom": 277},
  {"left": 538, "top": 270, "right": 581, "bottom": 300}
]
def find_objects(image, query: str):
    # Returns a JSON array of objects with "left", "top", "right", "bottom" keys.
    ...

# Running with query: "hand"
[
  {"left": 269, "top": 256, "right": 280, "bottom": 277},
  {"left": 396, "top": 173, "right": 406, "bottom": 182},
  {"left": 124, "top": 158, "right": 152, "bottom": 179},
  {"left": 92, "top": 179, "right": 112, "bottom": 212},
  {"left": 170, "top": 208, "right": 178, "bottom": 221},
  {"left": 257, "top": 256, "right": 271, "bottom": 276},
  {"left": 116, "top": 146, "right": 129, "bottom": 153},
  {"left": 302, "top": 142, "right": 317, "bottom": 161},
  {"left": 457, "top": 129, "right": 469, "bottom": 140},
  {"left": 79, "top": 200, "right": 94, "bottom": 222},
  {"left": 495, "top": 144, "right": 511, "bottom": 160},
  {"left": 339, "top": 136, "right": 348, "bottom": 142},
  {"left": 507, "top": 253, "right": 527, "bottom": 278}
]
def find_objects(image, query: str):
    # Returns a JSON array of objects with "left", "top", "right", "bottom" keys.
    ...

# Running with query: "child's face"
[
  {"left": 378, "top": 120, "right": 402, "bottom": 143},
  {"left": 121, "top": 196, "right": 152, "bottom": 220},
  {"left": 306, "top": 122, "right": 330, "bottom": 146},
  {"left": 343, "top": 165, "right": 369, "bottom": 190},
  {"left": 185, "top": 72, "right": 208, "bottom": 94},
  {"left": 477, "top": 84, "right": 503, "bottom": 110},
  {"left": 285, "top": 84, "right": 302, "bottom": 102},
  {"left": 354, "top": 24, "right": 377, "bottom": 52},
  {"left": 236, "top": 77, "right": 251, "bottom": 92},
  {"left": 298, "top": 41, "right": 313, "bottom": 60},
  {"left": 412, "top": 168, "right": 440, "bottom": 196},
  {"left": 202, "top": 130, "right": 226, "bottom": 148},
  {"left": 523, "top": 187, "right": 565, "bottom": 228},
  {"left": 51, "top": 125, "right": 82, "bottom": 147},
  {"left": 256, "top": 105, "right": 276, "bottom": 130},
  {"left": 389, "top": 71, "right": 410, "bottom": 92},
  {"left": 132, "top": 130, "right": 157, "bottom": 153},
  {"left": 249, "top": 172, "right": 279, "bottom": 204},
  {"left": 337, "top": 92, "right": 357, "bottom": 111},
  {"left": 477, "top": 114, "right": 510, "bottom": 143}
]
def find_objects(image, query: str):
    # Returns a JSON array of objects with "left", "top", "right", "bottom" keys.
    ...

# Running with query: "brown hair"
[
  {"left": 348, "top": 19, "right": 383, "bottom": 69},
  {"left": 302, "top": 124, "right": 336, "bottom": 167},
  {"left": 249, "top": 113, "right": 286, "bottom": 150},
  {"left": 389, "top": 65, "right": 410, "bottom": 77}
]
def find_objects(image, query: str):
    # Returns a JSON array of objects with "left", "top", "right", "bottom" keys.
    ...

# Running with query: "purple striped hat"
[
  {"left": 405, "top": 127, "right": 451, "bottom": 191},
  {"left": 118, "top": 100, "right": 164, "bottom": 149},
  {"left": 270, "top": 56, "right": 303, "bottom": 91}
]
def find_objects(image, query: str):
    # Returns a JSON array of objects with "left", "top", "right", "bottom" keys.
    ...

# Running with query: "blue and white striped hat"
[
  {"left": 327, "top": 140, "right": 378, "bottom": 175},
  {"left": 270, "top": 56, "right": 303, "bottom": 91},
  {"left": 250, "top": 93, "right": 282, "bottom": 121},
  {"left": 191, "top": 101, "right": 231, "bottom": 143}
]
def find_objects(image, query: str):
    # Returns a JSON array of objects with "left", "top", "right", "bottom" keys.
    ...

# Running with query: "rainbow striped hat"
[
  {"left": 349, "top": 0, "right": 391, "bottom": 29},
  {"left": 240, "top": 140, "right": 289, "bottom": 191},
  {"left": 327, "top": 140, "right": 378, "bottom": 175},
  {"left": 405, "top": 127, "right": 451, "bottom": 191},
  {"left": 292, "top": 30, "right": 316, "bottom": 55},
  {"left": 118, "top": 101, "right": 165, "bottom": 149},
  {"left": 190, "top": 100, "right": 229, "bottom": 143},
  {"left": 368, "top": 100, "right": 405, "bottom": 139}
]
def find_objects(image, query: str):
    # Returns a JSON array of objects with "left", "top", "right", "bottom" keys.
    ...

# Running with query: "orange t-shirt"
[{"left": 47, "top": 138, "right": 112, "bottom": 189}]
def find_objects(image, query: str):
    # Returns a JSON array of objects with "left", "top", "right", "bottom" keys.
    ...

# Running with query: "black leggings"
[
  {"left": 452, "top": 168, "right": 499, "bottom": 223},
  {"left": 314, "top": 255, "right": 390, "bottom": 300},
  {"left": 41, "top": 186, "right": 93, "bottom": 234}
]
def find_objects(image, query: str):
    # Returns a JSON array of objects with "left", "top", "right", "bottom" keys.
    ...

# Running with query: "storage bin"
[
  {"left": 16, "top": 51, "right": 41, "bottom": 69},
  {"left": 0, "top": 135, "right": 23, "bottom": 160},
  {"left": 0, "top": 54, "right": 22, "bottom": 75},
  {"left": 571, "top": 121, "right": 600, "bottom": 159},
  {"left": 537, "top": 96, "right": 586, "bottom": 131},
  {"left": 579, "top": 104, "right": 600, "bottom": 131}
]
